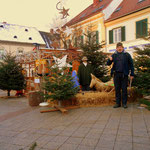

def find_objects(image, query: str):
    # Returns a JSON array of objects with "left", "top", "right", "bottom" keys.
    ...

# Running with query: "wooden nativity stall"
[{"left": 17, "top": 48, "right": 81, "bottom": 94}]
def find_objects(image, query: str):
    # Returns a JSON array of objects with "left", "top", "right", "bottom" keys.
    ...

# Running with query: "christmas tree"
[
  {"left": 133, "top": 27, "right": 150, "bottom": 95},
  {"left": 0, "top": 52, "right": 25, "bottom": 96},
  {"left": 134, "top": 44, "right": 150, "bottom": 95},
  {"left": 42, "top": 58, "right": 79, "bottom": 106},
  {"left": 79, "top": 28, "right": 109, "bottom": 81}
]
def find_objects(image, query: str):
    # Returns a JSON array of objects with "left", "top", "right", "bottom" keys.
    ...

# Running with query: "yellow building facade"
[
  {"left": 105, "top": 5, "right": 150, "bottom": 55},
  {"left": 65, "top": 0, "right": 150, "bottom": 55},
  {"left": 65, "top": 0, "right": 123, "bottom": 49}
]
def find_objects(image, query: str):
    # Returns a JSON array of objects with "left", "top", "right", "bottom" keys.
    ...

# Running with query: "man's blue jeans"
[{"left": 114, "top": 73, "right": 128, "bottom": 105}]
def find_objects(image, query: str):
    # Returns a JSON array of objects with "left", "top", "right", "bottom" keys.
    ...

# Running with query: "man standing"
[
  {"left": 78, "top": 56, "right": 93, "bottom": 91},
  {"left": 107, "top": 42, "right": 134, "bottom": 108}
]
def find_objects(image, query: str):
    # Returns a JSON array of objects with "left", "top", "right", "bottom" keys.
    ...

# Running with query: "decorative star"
[
  {"left": 59, "top": 7, "right": 69, "bottom": 19},
  {"left": 50, "top": 15, "right": 67, "bottom": 29},
  {"left": 64, "top": 26, "right": 73, "bottom": 37},
  {"left": 52, "top": 55, "right": 72, "bottom": 69}
]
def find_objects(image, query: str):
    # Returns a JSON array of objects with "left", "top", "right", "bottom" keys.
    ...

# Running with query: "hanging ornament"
[
  {"left": 50, "top": 14, "right": 67, "bottom": 29},
  {"left": 64, "top": 26, "right": 73, "bottom": 37},
  {"left": 56, "top": 1, "right": 69, "bottom": 19}
]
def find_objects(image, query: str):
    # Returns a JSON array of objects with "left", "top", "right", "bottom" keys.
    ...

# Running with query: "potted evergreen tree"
[{"left": 42, "top": 59, "right": 79, "bottom": 107}]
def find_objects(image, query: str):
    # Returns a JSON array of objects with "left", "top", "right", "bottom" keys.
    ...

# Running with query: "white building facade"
[{"left": 0, "top": 22, "right": 46, "bottom": 60}]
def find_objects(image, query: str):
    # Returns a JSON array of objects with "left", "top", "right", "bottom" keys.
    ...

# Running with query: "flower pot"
[{"left": 28, "top": 91, "right": 44, "bottom": 106}]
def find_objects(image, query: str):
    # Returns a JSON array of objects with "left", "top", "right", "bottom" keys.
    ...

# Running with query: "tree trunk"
[{"left": 7, "top": 90, "right": 11, "bottom": 96}]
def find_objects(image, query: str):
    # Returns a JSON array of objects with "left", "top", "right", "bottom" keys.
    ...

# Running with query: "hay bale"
[
  {"left": 76, "top": 91, "right": 115, "bottom": 107},
  {"left": 47, "top": 88, "right": 138, "bottom": 108},
  {"left": 76, "top": 88, "right": 138, "bottom": 107}
]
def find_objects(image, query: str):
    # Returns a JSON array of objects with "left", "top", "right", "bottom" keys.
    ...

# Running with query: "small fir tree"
[
  {"left": 0, "top": 52, "right": 25, "bottom": 96},
  {"left": 79, "top": 29, "right": 109, "bottom": 81},
  {"left": 134, "top": 27, "right": 150, "bottom": 95},
  {"left": 134, "top": 44, "right": 150, "bottom": 95},
  {"left": 42, "top": 61, "right": 79, "bottom": 105}
]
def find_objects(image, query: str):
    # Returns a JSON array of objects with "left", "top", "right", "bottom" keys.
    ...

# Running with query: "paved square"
[{"left": 0, "top": 96, "right": 150, "bottom": 150}]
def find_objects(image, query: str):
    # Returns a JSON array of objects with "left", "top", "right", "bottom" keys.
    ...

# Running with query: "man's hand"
[{"left": 108, "top": 56, "right": 113, "bottom": 61}]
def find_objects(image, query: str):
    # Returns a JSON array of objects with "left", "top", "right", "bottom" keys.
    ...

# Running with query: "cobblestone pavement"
[{"left": 0, "top": 96, "right": 150, "bottom": 150}]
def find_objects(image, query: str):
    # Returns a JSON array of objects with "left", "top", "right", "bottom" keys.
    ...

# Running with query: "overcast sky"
[{"left": 0, "top": 0, "right": 93, "bottom": 32}]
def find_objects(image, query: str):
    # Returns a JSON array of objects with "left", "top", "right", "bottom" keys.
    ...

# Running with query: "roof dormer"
[
  {"left": 93, "top": 0, "right": 102, "bottom": 6},
  {"left": 93, "top": 0, "right": 103, "bottom": 6}
]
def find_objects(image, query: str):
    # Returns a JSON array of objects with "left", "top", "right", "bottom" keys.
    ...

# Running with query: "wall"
[
  {"left": 0, "top": 41, "right": 45, "bottom": 55},
  {"left": 70, "top": 13, "right": 106, "bottom": 47}
]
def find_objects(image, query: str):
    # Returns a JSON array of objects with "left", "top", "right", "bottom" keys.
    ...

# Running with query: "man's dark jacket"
[
  {"left": 107, "top": 51, "right": 134, "bottom": 76},
  {"left": 78, "top": 63, "right": 93, "bottom": 86}
]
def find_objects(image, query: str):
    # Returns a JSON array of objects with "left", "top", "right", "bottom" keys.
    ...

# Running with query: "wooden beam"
[
  {"left": 40, "top": 105, "right": 80, "bottom": 113},
  {"left": 40, "top": 108, "right": 59, "bottom": 113},
  {"left": 54, "top": 105, "right": 68, "bottom": 114},
  {"left": 65, "top": 106, "right": 80, "bottom": 110}
]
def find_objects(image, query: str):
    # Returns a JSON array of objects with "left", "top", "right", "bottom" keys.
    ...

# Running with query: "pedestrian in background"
[{"left": 78, "top": 56, "right": 93, "bottom": 91}]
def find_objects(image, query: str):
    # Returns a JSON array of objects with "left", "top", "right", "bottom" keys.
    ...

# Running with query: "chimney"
[{"left": 93, "top": 0, "right": 101, "bottom": 6}]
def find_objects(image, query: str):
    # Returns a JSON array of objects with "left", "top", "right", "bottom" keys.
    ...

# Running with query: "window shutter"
[
  {"left": 121, "top": 26, "right": 125, "bottom": 41},
  {"left": 136, "top": 18, "right": 147, "bottom": 38},
  {"left": 136, "top": 21, "right": 141, "bottom": 38},
  {"left": 109, "top": 30, "right": 113, "bottom": 44},
  {"left": 96, "top": 31, "right": 99, "bottom": 44},
  {"left": 74, "top": 37, "right": 77, "bottom": 47},
  {"left": 81, "top": 35, "right": 84, "bottom": 45},
  {"left": 142, "top": 19, "right": 147, "bottom": 37}
]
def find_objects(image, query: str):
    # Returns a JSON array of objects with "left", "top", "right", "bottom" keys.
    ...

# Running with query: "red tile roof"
[
  {"left": 65, "top": 0, "right": 112, "bottom": 27},
  {"left": 106, "top": 0, "right": 150, "bottom": 22}
]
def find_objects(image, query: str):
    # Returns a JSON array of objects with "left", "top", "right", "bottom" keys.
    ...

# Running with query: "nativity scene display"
[{"left": 25, "top": 50, "right": 137, "bottom": 114}]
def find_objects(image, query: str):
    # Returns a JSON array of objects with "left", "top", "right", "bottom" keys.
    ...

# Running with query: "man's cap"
[
  {"left": 116, "top": 42, "right": 123, "bottom": 48},
  {"left": 82, "top": 56, "right": 88, "bottom": 61}
]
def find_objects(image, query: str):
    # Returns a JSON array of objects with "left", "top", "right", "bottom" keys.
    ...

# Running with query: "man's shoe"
[
  {"left": 113, "top": 104, "right": 121, "bottom": 108},
  {"left": 123, "top": 104, "right": 128, "bottom": 109}
]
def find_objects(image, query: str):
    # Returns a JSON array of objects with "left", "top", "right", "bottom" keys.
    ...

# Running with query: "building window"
[
  {"left": 138, "top": 0, "right": 145, "bottom": 3},
  {"left": 14, "top": 35, "right": 17, "bottom": 39},
  {"left": 0, "top": 48, "right": 5, "bottom": 60},
  {"left": 115, "top": 7, "right": 122, "bottom": 13},
  {"left": 80, "top": 13, "right": 86, "bottom": 18},
  {"left": 18, "top": 50, "right": 23, "bottom": 54},
  {"left": 80, "top": 35, "right": 84, "bottom": 45},
  {"left": 109, "top": 26, "right": 125, "bottom": 44},
  {"left": 25, "top": 29, "right": 28, "bottom": 32},
  {"left": 67, "top": 39, "right": 71, "bottom": 49},
  {"left": 0, "top": 25, "right": 4, "bottom": 28},
  {"left": 114, "top": 28, "right": 121, "bottom": 43},
  {"left": 74, "top": 35, "right": 84, "bottom": 47},
  {"left": 92, "top": 5, "right": 104, "bottom": 13},
  {"left": 136, "top": 18, "right": 147, "bottom": 38},
  {"left": 91, "top": 31, "right": 99, "bottom": 44},
  {"left": 96, "top": 31, "right": 99, "bottom": 44},
  {"left": 17, "top": 48, "right": 24, "bottom": 55}
]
